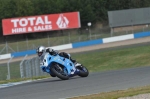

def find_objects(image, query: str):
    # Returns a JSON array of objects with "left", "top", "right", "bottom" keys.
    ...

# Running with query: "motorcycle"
[{"left": 40, "top": 53, "right": 89, "bottom": 80}]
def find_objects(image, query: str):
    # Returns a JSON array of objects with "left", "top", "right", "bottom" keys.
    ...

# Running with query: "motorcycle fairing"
[{"left": 40, "top": 53, "right": 76, "bottom": 75}]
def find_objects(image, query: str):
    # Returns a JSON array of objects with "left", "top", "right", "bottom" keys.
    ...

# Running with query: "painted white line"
[
  {"left": 0, "top": 78, "right": 50, "bottom": 89},
  {"left": 0, "top": 80, "right": 32, "bottom": 89}
]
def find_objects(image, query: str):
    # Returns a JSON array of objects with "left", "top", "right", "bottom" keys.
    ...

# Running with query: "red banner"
[{"left": 2, "top": 12, "right": 81, "bottom": 35}]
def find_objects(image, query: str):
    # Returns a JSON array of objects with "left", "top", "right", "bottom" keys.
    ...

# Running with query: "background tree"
[{"left": 0, "top": 0, "right": 150, "bottom": 36}]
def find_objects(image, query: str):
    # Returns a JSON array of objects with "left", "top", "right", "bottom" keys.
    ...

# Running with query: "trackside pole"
[{"left": 7, "top": 56, "right": 14, "bottom": 80}]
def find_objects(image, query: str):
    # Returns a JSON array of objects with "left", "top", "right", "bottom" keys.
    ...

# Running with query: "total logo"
[{"left": 56, "top": 14, "right": 69, "bottom": 29}]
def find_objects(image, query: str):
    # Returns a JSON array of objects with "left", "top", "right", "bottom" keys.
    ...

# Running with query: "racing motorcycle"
[{"left": 40, "top": 53, "right": 89, "bottom": 80}]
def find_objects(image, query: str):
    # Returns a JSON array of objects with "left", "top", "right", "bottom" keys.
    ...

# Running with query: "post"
[
  {"left": 20, "top": 55, "right": 28, "bottom": 78},
  {"left": 7, "top": 56, "right": 14, "bottom": 80},
  {"left": 111, "top": 28, "right": 114, "bottom": 36},
  {"left": 89, "top": 27, "right": 91, "bottom": 40},
  {"left": 87, "top": 22, "right": 92, "bottom": 40}
]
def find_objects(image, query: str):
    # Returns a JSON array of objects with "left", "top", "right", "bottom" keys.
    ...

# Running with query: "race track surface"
[{"left": 0, "top": 66, "right": 150, "bottom": 99}]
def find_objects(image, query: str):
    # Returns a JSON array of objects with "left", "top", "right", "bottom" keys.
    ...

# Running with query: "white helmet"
[{"left": 36, "top": 46, "right": 46, "bottom": 57}]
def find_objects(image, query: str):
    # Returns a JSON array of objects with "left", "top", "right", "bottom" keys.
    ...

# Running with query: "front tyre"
[
  {"left": 76, "top": 65, "right": 89, "bottom": 77},
  {"left": 51, "top": 64, "right": 69, "bottom": 80}
]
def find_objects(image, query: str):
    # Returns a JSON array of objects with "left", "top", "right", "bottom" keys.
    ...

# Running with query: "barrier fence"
[
  {"left": 1, "top": 25, "right": 149, "bottom": 55},
  {"left": 0, "top": 56, "right": 48, "bottom": 81}
]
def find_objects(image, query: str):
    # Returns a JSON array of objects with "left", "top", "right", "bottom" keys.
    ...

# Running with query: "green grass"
[
  {"left": 0, "top": 62, "right": 21, "bottom": 81},
  {"left": 69, "top": 85, "right": 150, "bottom": 99},
  {"left": 72, "top": 45, "right": 150, "bottom": 72},
  {"left": 0, "top": 64, "right": 7, "bottom": 80}
]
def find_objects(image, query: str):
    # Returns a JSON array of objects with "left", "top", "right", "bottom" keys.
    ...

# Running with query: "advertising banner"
[{"left": 2, "top": 12, "right": 80, "bottom": 35}]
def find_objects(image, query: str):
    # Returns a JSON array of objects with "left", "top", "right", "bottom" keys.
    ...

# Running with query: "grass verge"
[
  {"left": 69, "top": 85, "right": 150, "bottom": 99},
  {"left": 72, "top": 44, "right": 150, "bottom": 72}
]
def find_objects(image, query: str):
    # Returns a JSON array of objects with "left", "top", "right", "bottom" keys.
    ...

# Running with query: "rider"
[{"left": 36, "top": 46, "right": 77, "bottom": 66}]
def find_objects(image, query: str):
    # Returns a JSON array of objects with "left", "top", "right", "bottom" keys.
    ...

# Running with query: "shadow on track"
[{"left": 30, "top": 76, "right": 81, "bottom": 84}]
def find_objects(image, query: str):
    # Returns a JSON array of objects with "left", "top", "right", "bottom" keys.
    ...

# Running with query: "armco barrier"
[
  {"left": 11, "top": 44, "right": 73, "bottom": 58},
  {"left": 134, "top": 31, "right": 150, "bottom": 38},
  {"left": 50, "top": 44, "right": 72, "bottom": 50},
  {"left": 11, "top": 50, "right": 36, "bottom": 58},
  {"left": 0, "top": 54, "right": 11, "bottom": 60},
  {"left": 72, "top": 39, "right": 103, "bottom": 48},
  {"left": 0, "top": 31, "right": 150, "bottom": 59},
  {"left": 103, "top": 34, "right": 134, "bottom": 43}
]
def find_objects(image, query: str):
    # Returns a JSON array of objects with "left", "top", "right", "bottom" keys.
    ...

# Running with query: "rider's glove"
[
  {"left": 49, "top": 48, "right": 53, "bottom": 52},
  {"left": 46, "top": 48, "right": 58, "bottom": 56},
  {"left": 46, "top": 48, "right": 53, "bottom": 52}
]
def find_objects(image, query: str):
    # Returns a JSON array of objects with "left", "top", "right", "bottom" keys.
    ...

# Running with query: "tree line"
[{"left": 0, "top": 0, "right": 150, "bottom": 37}]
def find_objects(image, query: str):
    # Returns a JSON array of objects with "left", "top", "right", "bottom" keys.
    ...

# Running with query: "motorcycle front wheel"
[
  {"left": 76, "top": 65, "right": 89, "bottom": 77},
  {"left": 51, "top": 64, "right": 69, "bottom": 80}
]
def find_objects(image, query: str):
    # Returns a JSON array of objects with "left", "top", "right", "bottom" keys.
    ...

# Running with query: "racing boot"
[
  {"left": 70, "top": 58, "right": 77, "bottom": 66},
  {"left": 70, "top": 58, "right": 82, "bottom": 67}
]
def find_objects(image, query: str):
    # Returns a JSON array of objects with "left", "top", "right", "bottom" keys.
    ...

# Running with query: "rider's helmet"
[{"left": 36, "top": 46, "right": 46, "bottom": 57}]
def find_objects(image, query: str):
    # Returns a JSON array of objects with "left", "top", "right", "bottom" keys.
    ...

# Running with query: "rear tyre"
[
  {"left": 51, "top": 64, "right": 69, "bottom": 80},
  {"left": 76, "top": 65, "right": 89, "bottom": 77}
]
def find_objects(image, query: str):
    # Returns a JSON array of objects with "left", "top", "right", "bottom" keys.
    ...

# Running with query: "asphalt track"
[{"left": 0, "top": 66, "right": 150, "bottom": 99}]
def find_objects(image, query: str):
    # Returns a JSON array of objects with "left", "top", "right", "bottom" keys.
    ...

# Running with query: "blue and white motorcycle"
[{"left": 40, "top": 53, "right": 89, "bottom": 80}]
